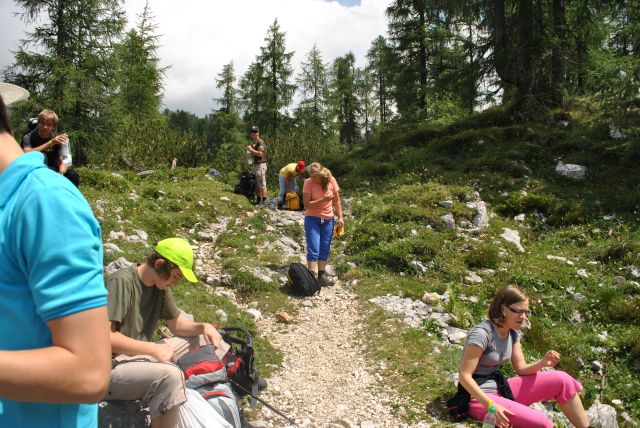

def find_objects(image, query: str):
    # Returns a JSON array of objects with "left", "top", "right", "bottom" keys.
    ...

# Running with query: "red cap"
[{"left": 296, "top": 161, "right": 306, "bottom": 171}]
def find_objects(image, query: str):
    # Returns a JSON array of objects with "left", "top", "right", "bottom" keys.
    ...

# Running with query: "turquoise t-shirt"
[{"left": 0, "top": 152, "right": 108, "bottom": 427}]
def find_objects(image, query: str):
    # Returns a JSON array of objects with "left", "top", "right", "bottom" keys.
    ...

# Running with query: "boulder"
[
  {"left": 555, "top": 161, "right": 587, "bottom": 180},
  {"left": 586, "top": 400, "right": 619, "bottom": 428},
  {"left": 501, "top": 228, "right": 524, "bottom": 252}
]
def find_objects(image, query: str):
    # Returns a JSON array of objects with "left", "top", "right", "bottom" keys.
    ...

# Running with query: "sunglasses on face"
[{"left": 506, "top": 305, "right": 531, "bottom": 317}]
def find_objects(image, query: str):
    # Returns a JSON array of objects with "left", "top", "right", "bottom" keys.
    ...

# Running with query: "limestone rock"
[
  {"left": 555, "top": 161, "right": 587, "bottom": 180},
  {"left": 501, "top": 228, "right": 524, "bottom": 252}
]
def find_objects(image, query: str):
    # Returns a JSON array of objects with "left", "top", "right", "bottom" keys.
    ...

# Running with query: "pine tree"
[
  {"left": 5, "top": 0, "right": 126, "bottom": 164},
  {"left": 115, "top": 2, "right": 165, "bottom": 121},
  {"left": 215, "top": 62, "right": 239, "bottom": 115},
  {"left": 330, "top": 52, "right": 360, "bottom": 150},
  {"left": 239, "top": 61, "right": 266, "bottom": 128},
  {"left": 366, "top": 36, "right": 394, "bottom": 126},
  {"left": 295, "top": 44, "right": 329, "bottom": 134},
  {"left": 257, "top": 19, "right": 296, "bottom": 133}
]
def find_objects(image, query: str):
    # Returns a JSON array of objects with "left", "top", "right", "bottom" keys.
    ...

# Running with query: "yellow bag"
[
  {"left": 285, "top": 192, "right": 301, "bottom": 210},
  {"left": 333, "top": 223, "right": 345, "bottom": 239}
]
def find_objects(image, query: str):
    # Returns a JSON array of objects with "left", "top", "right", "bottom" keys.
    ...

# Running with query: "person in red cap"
[{"left": 277, "top": 160, "right": 307, "bottom": 210}]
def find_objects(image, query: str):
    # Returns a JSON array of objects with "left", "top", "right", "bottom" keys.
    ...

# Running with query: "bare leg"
[
  {"left": 318, "top": 261, "right": 327, "bottom": 272},
  {"left": 307, "top": 261, "right": 318, "bottom": 275},
  {"left": 558, "top": 394, "right": 589, "bottom": 428},
  {"left": 151, "top": 405, "right": 180, "bottom": 428}
]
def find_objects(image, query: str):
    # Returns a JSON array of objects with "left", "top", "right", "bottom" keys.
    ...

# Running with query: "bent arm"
[
  {"left": 110, "top": 322, "right": 158, "bottom": 357},
  {"left": 511, "top": 341, "right": 558, "bottom": 375},
  {"left": 166, "top": 315, "right": 221, "bottom": 347},
  {"left": 0, "top": 306, "right": 111, "bottom": 403},
  {"left": 333, "top": 191, "right": 343, "bottom": 221}
]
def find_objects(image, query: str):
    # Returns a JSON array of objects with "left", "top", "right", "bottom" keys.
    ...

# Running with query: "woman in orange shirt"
[{"left": 302, "top": 162, "right": 344, "bottom": 286}]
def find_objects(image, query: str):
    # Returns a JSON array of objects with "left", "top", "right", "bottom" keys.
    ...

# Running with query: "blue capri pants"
[{"left": 304, "top": 216, "right": 334, "bottom": 261}]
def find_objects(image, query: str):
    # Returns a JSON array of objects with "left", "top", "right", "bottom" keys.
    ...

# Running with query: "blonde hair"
[
  {"left": 309, "top": 162, "right": 332, "bottom": 191},
  {"left": 38, "top": 109, "right": 59, "bottom": 127},
  {"left": 488, "top": 285, "right": 528, "bottom": 327}
]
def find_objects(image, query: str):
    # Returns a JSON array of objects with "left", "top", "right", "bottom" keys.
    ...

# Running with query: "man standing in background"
[{"left": 245, "top": 125, "right": 267, "bottom": 205}]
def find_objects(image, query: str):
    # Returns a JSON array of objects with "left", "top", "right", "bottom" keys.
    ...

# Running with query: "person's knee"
[
  {"left": 156, "top": 364, "right": 184, "bottom": 392},
  {"left": 553, "top": 370, "right": 582, "bottom": 403},
  {"left": 148, "top": 365, "right": 185, "bottom": 419}
]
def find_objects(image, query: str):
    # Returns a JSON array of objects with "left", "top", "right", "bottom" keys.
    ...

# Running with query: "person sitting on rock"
[
  {"left": 449, "top": 284, "right": 590, "bottom": 428},
  {"left": 105, "top": 237, "right": 223, "bottom": 428},
  {"left": 277, "top": 160, "right": 306, "bottom": 210},
  {"left": 21, "top": 109, "right": 80, "bottom": 187}
]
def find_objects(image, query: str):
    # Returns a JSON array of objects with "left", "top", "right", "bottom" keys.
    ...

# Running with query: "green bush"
[{"left": 465, "top": 244, "right": 500, "bottom": 269}]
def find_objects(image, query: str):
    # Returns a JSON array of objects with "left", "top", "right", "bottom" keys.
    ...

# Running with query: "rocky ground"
[{"left": 192, "top": 204, "right": 432, "bottom": 428}]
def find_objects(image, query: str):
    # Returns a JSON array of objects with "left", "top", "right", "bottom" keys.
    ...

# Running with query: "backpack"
[
  {"left": 285, "top": 192, "right": 301, "bottom": 210},
  {"left": 287, "top": 263, "right": 320, "bottom": 296},
  {"left": 237, "top": 171, "right": 256, "bottom": 201},
  {"left": 176, "top": 344, "right": 243, "bottom": 428},
  {"left": 219, "top": 327, "right": 262, "bottom": 401}
]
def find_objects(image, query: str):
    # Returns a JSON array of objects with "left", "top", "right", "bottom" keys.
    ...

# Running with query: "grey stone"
[
  {"left": 464, "top": 271, "right": 483, "bottom": 284},
  {"left": 103, "top": 243, "right": 123, "bottom": 253},
  {"left": 442, "top": 213, "right": 456, "bottom": 230},
  {"left": 105, "top": 257, "right": 134, "bottom": 275},
  {"left": 138, "top": 170, "right": 154, "bottom": 178},
  {"left": 555, "top": 161, "right": 587, "bottom": 180},
  {"left": 501, "top": 228, "right": 524, "bottom": 252},
  {"left": 586, "top": 400, "right": 619, "bottom": 428}
]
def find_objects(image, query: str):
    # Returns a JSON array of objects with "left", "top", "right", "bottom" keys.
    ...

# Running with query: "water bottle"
[
  {"left": 246, "top": 149, "right": 253, "bottom": 165},
  {"left": 482, "top": 404, "right": 497, "bottom": 428}
]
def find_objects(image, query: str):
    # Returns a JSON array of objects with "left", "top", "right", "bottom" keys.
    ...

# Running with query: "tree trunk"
[
  {"left": 515, "top": 0, "right": 534, "bottom": 109},
  {"left": 551, "top": 0, "right": 566, "bottom": 107},
  {"left": 492, "top": 0, "right": 516, "bottom": 85},
  {"left": 418, "top": 7, "right": 427, "bottom": 111}
]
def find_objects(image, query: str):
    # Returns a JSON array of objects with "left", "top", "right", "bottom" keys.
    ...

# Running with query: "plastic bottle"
[
  {"left": 482, "top": 404, "right": 497, "bottom": 428},
  {"left": 246, "top": 149, "right": 253, "bottom": 165}
]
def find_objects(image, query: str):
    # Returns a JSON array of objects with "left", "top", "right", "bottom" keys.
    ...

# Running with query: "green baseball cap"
[{"left": 154, "top": 238, "right": 197, "bottom": 283}]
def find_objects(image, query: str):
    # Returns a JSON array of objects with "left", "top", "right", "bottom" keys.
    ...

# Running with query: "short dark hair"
[
  {"left": 0, "top": 95, "right": 13, "bottom": 135},
  {"left": 145, "top": 250, "right": 178, "bottom": 280},
  {"left": 488, "top": 285, "right": 528, "bottom": 327}
]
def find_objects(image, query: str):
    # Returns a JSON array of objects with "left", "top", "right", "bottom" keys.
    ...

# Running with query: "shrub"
[{"left": 465, "top": 244, "right": 500, "bottom": 269}]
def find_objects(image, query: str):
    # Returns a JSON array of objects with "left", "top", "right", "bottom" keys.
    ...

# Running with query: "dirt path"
[{"left": 195, "top": 208, "right": 431, "bottom": 428}]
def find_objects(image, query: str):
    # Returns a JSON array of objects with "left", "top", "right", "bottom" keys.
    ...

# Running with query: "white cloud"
[{"left": 1, "top": 0, "right": 390, "bottom": 116}]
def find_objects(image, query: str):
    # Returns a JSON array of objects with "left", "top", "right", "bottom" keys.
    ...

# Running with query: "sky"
[{"left": 0, "top": 0, "right": 391, "bottom": 117}]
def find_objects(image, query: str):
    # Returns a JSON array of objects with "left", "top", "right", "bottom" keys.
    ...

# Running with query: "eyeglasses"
[{"left": 506, "top": 305, "right": 531, "bottom": 317}]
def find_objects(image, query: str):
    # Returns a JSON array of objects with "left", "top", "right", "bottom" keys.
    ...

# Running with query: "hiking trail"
[{"left": 195, "top": 202, "right": 434, "bottom": 428}]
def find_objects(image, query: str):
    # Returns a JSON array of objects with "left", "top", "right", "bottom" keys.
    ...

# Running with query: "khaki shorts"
[
  {"left": 104, "top": 336, "right": 205, "bottom": 419},
  {"left": 253, "top": 162, "right": 267, "bottom": 190}
]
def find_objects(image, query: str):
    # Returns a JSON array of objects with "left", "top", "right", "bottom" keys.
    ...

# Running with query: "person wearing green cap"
[{"left": 104, "top": 237, "right": 223, "bottom": 428}]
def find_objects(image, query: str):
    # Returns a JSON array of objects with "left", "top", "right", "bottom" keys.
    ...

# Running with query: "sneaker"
[{"left": 318, "top": 274, "right": 335, "bottom": 287}]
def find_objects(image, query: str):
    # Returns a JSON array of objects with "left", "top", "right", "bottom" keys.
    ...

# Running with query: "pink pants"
[{"left": 468, "top": 370, "right": 582, "bottom": 428}]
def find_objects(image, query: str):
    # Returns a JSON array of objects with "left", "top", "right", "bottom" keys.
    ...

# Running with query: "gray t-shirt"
[{"left": 464, "top": 320, "right": 522, "bottom": 393}]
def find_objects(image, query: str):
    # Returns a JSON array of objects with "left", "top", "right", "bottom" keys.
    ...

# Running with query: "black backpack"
[{"left": 287, "top": 263, "right": 320, "bottom": 296}]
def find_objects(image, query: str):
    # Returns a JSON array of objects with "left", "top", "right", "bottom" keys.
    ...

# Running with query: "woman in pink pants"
[{"left": 453, "top": 285, "right": 590, "bottom": 428}]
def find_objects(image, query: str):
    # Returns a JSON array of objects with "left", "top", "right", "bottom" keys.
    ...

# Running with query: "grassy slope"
[
  {"left": 322, "top": 104, "right": 640, "bottom": 423},
  {"left": 81, "top": 167, "right": 285, "bottom": 377},
  {"left": 81, "top": 103, "right": 640, "bottom": 425}
]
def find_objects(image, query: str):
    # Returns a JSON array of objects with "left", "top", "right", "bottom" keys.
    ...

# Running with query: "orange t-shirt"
[{"left": 303, "top": 176, "right": 340, "bottom": 220}]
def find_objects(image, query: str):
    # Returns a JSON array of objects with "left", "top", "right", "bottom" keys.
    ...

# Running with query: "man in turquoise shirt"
[{"left": 0, "top": 83, "right": 111, "bottom": 427}]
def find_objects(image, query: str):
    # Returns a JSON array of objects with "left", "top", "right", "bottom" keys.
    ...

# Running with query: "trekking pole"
[{"left": 228, "top": 378, "right": 297, "bottom": 427}]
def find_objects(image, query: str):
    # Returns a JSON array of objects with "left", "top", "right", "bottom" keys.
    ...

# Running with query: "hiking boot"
[
  {"left": 318, "top": 274, "right": 335, "bottom": 287},
  {"left": 277, "top": 202, "right": 283, "bottom": 210}
]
